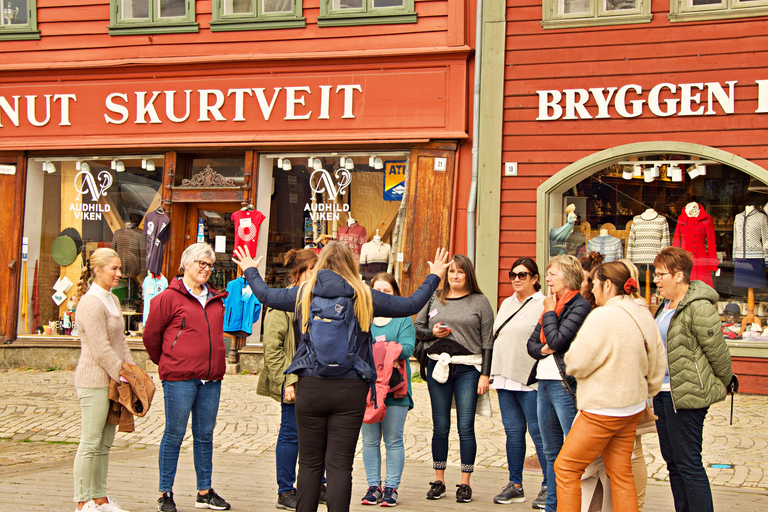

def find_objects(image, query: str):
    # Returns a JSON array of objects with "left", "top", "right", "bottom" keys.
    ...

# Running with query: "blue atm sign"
[{"left": 383, "top": 160, "right": 407, "bottom": 201}]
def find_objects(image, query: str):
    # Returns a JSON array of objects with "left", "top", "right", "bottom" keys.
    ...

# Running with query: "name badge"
[
  {"left": 428, "top": 309, "right": 438, "bottom": 319},
  {"left": 375, "top": 335, "right": 387, "bottom": 343}
]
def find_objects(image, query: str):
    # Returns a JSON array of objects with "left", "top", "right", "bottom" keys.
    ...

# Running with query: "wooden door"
[
  {"left": 1, "top": 156, "right": 27, "bottom": 341},
  {"left": 182, "top": 203, "right": 242, "bottom": 291}
]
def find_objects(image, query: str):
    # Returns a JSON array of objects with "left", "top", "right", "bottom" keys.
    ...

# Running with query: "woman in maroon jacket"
[{"left": 143, "top": 243, "right": 231, "bottom": 512}]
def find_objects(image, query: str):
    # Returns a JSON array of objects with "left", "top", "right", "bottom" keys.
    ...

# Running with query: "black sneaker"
[
  {"left": 195, "top": 489, "right": 231, "bottom": 510},
  {"left": 276, "top": 489, "right": 298, "bottom": 510},
  {"left": 426, "top": 481, "right": 446, "bottom": 500},
  {"left": 456, "top": 484, "right": 472, "bottom": 503},
  {"left": 361, "top": 486, "right": 383, "bottom": 505},
  {"left": 380, "top": 487, "right": 398, "bottom": 507},
  {"left": 493, "top": 482, "right": 524, "bottom": 504},
  {"left": 531, "top": 486, "right": 547, "bottom": 509},
  {"left": 158, "top": 493, "right": 177, "bottom": 512},
  {"left": 319, "top": 483, "right": 327, "bottom": 505}
]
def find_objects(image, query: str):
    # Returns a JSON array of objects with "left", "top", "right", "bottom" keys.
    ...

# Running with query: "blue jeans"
[
  {"left": 426, "top": 360, "right": 480, "bottom": 472},
  {"left": 497, "top": 389, "right": 547, "bottom": 487},
  {"left": 277, "top": 402, "right": 299, "bottom": 494},
  {"left": 159, "top": 379, "right": 221, "bottom": 493},
  {"left": 653, "top": 392, "right": 713, "bottom": 512},
  {"left": 361, "top": 405, "right": 409, "bottom": 488},
  {"left": 537, "top": 379, "right": 577, "bottom": 512}
]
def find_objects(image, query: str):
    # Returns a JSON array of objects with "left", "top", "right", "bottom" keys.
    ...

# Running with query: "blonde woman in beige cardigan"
[{"left": 73, "top": 248, "right": 134, "bottom": 512}]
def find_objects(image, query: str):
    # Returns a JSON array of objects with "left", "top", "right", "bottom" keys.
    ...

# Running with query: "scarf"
[{"left": 538, "top": 289, "right": 579, "bottom": 345}]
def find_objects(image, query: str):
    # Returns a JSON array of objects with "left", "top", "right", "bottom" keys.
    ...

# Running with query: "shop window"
[
  {"left": 542, "top": 0, "right": 652, "bottom": 28},
  {"left": 549, "top": 155, "right": 768, "bottom": 312},
  {"left": 19, "top": 157, "right": 164, "bottom": 339},
  {"left": 264, "top": 153, "right": 408, "bottom": 287},
  {"left": 210, "top": 0, "right": 306, "bottom": 31},
  {"left": 0, "top": 0, "right": 39, "bottom": 40},
  {"left": 668, "top": 0, "right": 768, "bottom": 22},
  {"left": 108, "top": 0, "right": 198, "bottom": 35},
  {"left": 317, "top": 0, "right": 416, "bottom": 27}
]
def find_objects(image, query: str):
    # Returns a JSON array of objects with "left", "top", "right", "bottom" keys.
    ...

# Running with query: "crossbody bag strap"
[{"left": 493, "top": 297, "right": 534, "bottom": 341}]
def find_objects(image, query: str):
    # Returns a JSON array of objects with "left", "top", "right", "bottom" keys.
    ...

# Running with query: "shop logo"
[
  {"left": 74, "top": 165, "right": 113, "bottom": 202},
  {"left": 309, "top": 168, "right": 351, "bottom": 202}
]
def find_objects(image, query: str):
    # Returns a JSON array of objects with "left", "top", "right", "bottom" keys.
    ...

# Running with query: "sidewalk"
[{"left": 1, "top": 369, "right": 766, "bottom": 511}]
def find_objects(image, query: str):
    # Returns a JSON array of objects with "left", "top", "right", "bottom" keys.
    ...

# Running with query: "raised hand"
[
  {"left": 232, "top": 246, "right": 264, "bottom": 272},
  {"left": 427, "top": 247, "right": 453, "bottom": 277}
]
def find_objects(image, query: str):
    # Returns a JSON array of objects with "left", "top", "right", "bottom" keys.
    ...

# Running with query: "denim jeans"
[
  {"left": 159, "top": 379, "right": 221, "bottom": 493},
  {"left": 361, "top": 404, "right": 409, "bottom": 488},
  {"left": 653, "top": 392, "right": 713, "bottom": 512},
  {"left": 537, "top": 379, "right": 577, "bottom": 512},
  {"left": 426, "top": 360, "right": 481, "bottom": 472},
  {"left": 277, "top": 402, "right": 299, "bottom": 494},
  {"left": 497, "top": 389, "right": 547, "bottom": 487}
]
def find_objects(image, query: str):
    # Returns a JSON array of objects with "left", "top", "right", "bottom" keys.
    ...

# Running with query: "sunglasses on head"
[{"left": 509, "top": 271, "right": 533, "bottom": 280}]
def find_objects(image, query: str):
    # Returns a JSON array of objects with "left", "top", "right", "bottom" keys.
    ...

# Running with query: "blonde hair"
[
  {"left": 546, "top": 254, "right": 583, "bottom": 292},
  {"left": 298, "top": 241, "right": 373, "bottom": 333},
  {"left": 75, "top": 248, "right": 119, "bottom": 301},
  {"left": 618, "top": 258, "right": 643, "bottom": 300}
]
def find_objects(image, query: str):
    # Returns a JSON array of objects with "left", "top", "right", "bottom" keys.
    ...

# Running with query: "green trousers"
[{"left": 73, "top": 387, "right": 116, "bottom": 502}]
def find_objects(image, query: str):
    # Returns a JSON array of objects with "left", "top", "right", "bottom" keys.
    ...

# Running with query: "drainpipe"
[{"left": 467, "top": 0, "right": 483, "bottom": 264}]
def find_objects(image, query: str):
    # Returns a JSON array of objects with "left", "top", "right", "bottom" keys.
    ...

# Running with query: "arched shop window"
[{"left": 548, "top": 154, "right": 768, "bottom": 310}]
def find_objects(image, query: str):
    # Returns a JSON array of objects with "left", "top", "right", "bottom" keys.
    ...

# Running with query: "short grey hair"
[
  {"left": 179, "top": 243, "right": 216, "bottom": 273},
  {"left": 546, "top": 254, "right": 584, "bottom": 292}
]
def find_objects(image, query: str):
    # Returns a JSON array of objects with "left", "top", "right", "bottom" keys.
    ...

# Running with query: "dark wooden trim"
[{"left": 5, "top": 155, "right": 28, "bottom": 342}]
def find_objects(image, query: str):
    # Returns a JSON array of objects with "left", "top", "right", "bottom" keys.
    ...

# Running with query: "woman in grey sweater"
[
  {"left": 489, "top": 257, "right": 548, "bottom": 507},
  {"left": 73, "top": 248, "right": 133, "bottom": 512},
  {"left": 415, "top": 254, "right": 495, "bottom": 504}
]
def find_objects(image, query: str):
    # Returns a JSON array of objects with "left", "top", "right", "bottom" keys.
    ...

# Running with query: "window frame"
[
  {"left": 0, "top": 0, "right": 40, "bottom": 41},
  {"left": 210, "top": 0, "right": 306, "bottom": 31},
  {"left": 541, "top": 0, "right": 652, "bottom": 29},
  {"left": 108, "top": 0, "right": 199, "bottom": 36},
  {"left": 317, "top": 0, "right": 417, "bottom": 27},
  {"left": 669, "top": 0, "right": 768, "bottom": 22}
]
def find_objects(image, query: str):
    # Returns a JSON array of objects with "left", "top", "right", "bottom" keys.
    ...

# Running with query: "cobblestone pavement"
[{"left": 1, "top": 368, "right": 767, "bottom": 495}]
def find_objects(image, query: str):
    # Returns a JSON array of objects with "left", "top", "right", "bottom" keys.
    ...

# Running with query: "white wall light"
[
  {"left": 282, "top": 159, "right": 292, "bottom": 171},
  {"left": 372, "top": 158, "right": 383, "bottom": 170},
  {"left": 146, "top": 160, "right": 155, "bottom": 171},
  {"left": 669, "top": 164, "right": 683, "bottom": 182},
  {"left": 624, "top": 165, "right": 639, "bottom": 180}
]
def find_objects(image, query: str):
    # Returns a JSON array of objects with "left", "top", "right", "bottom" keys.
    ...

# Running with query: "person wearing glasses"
[
  {"left": 144, "top": 243, "right": 232, "bottom": 512},
  {"left": 489, "top": 258, "right": 548, "bottom": 507},
  {"left": 651, "top": 246, "right": 733, "bottom": 512}
]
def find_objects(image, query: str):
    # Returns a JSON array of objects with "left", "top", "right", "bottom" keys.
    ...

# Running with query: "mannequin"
[
  {"left": 360, "top": 229, "right": 392, "bottom": 284},
  {"left": 599, "top": 228, "right": 609, "bottom": 236},
  {"left": 587, "top": 225, "right": 623, "bottom": 262},
  {"left": 549, "top": 204, "right": 577, "bottom": 256},
  {"left": 673, "top": 202, "right": 718, "bottom": 286},
  {"left": 732, "top": 204, "right": 768, "bottom": 332},
  {"left": 337, "top": 216, "right": 367, "bottom": 260},
  {"left": 627, "top": 208, "right": 670, "bottom": 265}
]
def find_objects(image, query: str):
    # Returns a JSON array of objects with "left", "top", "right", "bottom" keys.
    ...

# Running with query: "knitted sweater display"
[
  {"left": 627, "top": 212, "right": 670, "bottom": 264},
  {"left": 337, "top": 222, "right": 367, "bottom": 259},
  {"left": 673, "top": 203, "right": 719, "bottom": 286},
  {"left": 587, "top": 235, "right": 624, "bottom": 262},
  {"left": 360, "top": 240, "right": 392, "bottom": 283},
  {"left": 74, "top": 289, "right": 134, "bottom": 388},
  {"left": 112, "top": 228, "right": 144, "bottom": 278},
  {"left": 732, "top": 209, "right": 768, "bottom": 262}
]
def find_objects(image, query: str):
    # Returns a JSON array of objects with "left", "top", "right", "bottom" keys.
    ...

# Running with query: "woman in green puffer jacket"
[{"left": 651, "top": 246, "right": 733, "bottom": 512}]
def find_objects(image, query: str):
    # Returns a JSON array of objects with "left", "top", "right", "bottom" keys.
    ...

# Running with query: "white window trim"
[
  {"left": 669, "top": 0, "right": 768, "bottom": 22},
  {"left": 542, "top": 0, "right": 652, "bottom": 29}
]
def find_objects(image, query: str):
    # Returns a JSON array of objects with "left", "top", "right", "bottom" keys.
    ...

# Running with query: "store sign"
[
  {"left": 536, "top": 79, "right": 768, "bottom": 121},
  {"left": 304, "top": 168, "right": 351, "bottom": 221},
  {"left": 383, "top": 160, "right": 407, "bottom": 201},
  {"left": 70, "top": 165, "right": 113, "bottom": 220}
]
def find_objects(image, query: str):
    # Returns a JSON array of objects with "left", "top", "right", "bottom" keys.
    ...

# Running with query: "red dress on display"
[
  {"left": 672, "top": 203, "right": 719, "bottom": 286},
  {"left": 337, "top": 222, "right": 367, "bottom": 260},
  {"left": 232, "top": 209, "right": 266, "bottom": 256}
]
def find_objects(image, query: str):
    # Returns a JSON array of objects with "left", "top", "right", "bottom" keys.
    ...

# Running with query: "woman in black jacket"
[
  {"left": 526, "top": 254, "right": 591, "bottom": 512},
  {"left": 233, "top": 242, "right": 451, "bottom": 512}
]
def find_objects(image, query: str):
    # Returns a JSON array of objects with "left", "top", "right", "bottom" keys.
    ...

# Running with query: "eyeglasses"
[
  {"left": 195, "top": 260, "right": 215, "bottom": 271},
  {"left": 509, "top": 271, "right": 533, "bottom": 280},
  {"left": 653, "top": 272, "right": 671, "bottom": 280}
]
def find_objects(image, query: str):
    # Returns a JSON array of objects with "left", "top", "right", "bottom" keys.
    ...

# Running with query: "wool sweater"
[
  {"left": 490, "top": 291, "right": 545, "bottom": 386},
  {"left": 74, "top": 289, "right": 134, "bottom": 388},
  {"left": 627, "top": 213, "right": 671, "bottom": 265},
  {"left": 732, "top": 209, "right": 768, "bottom": 262},
  {"left": 414, "top": 292, "right": 495, "bottom": 354},
  {"left": 565, "top": 295, "right": 666, "bottom": 411}
]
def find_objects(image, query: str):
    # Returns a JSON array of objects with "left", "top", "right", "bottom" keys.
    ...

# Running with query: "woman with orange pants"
[{"left": 553, "top": 261, "right": 666, "bottom": 512}]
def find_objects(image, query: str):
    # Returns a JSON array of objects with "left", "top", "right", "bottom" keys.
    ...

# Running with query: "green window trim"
[
  {"left": 669, "top": 0, "right": 768, "bottom": 22},
  {"left": 210, "top": 0, "right": 306, "bottom": 31},
  {"left": 0, "top": 0, "right": 40, "bottom": 40},
  {"left": 317, "top": 0, "right": 416, "bottom": 27},
  {"left": 108, "top": 0, "right": 199, "bottom": 36},
  {"left": 541, "top": 0, "right": 652, "bottom": 29}
]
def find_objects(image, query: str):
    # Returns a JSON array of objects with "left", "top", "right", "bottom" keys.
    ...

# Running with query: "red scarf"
[{"left": 538, "top": 289, "right": 579, "bottom": 345}]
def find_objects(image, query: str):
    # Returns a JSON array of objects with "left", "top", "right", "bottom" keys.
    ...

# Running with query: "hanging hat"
[
  {"left": 60, "top": 228, "right": 83, "bottom": 255},
  {"left": 51, "top": 236, "right": 78, "bottom": 266},
  {"left": 723, "top": 303, "right": 741, "bottom": 314}
]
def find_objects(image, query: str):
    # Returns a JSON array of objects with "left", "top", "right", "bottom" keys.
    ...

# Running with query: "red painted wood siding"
[
  {"left": 1, "top": 0, "right": 461, "bottom": 65},
  {"left": 499, "top": 0, "right": 768, "bottom": 300}
]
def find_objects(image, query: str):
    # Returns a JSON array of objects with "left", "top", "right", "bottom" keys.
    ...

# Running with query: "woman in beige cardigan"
[
  {"left": 554, "top": 261, "right": 666, "bottom": 512},
  {"left": 73, "top": 248, "right": 133, "bottom": 512}
]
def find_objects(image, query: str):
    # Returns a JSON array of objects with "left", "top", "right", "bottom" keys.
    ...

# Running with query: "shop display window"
[
  {"left": 318, "top": 0, "right": 416, "bottom": 26},
  {"left": 669, "top": 0, "right": 768, "bottom": 22},
  {"left": 19, "top": 157, "right": 164, "bottom": 338},
  {"left": 264, "top": 153, "right": 408, "bottom": 288},
  {"left": 550, "top": 155, "right": 768, "bottom": 312},
  {"left": 542, "top": 0, "right": 651, "bottom": 28},
  {"left": 109, "top": 0, "right": 198, "bottom": 35},
  {"left": 0, "top": 0, "right": 39, "bottom": 41},
  {"left": 210, "top": 0, "right": 306, "bottom": 32}
]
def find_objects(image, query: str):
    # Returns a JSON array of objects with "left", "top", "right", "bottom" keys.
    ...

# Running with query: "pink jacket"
[{"left": 364, "top": 341, "right": 407, "bottom": 424}]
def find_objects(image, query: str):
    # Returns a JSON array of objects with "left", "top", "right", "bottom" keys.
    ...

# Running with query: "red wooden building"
[
  {"left": 0, "top": 0, "right": 478, "bottom": 351},
  {"left": 491, "top": 0, "right": 768, "bottom": 393}
]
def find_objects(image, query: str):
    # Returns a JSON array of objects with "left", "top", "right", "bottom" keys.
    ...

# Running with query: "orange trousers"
[{"left": 554, "top": 410, "right": 643, "bottom": 512}]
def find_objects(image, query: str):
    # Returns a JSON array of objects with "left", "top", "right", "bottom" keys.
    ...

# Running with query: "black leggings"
[{"left": 295, "top": 376, "right": 369, "bottom": 512}]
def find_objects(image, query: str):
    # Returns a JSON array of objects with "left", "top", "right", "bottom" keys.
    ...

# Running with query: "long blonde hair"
[
  {"left": 75, "top": 248, "right": 119, "bottom": 301},
  {"left": 298, "top": 241, "right": 373, "bottom": 332}
]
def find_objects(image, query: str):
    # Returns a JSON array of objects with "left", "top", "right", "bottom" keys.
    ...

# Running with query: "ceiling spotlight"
[
  {"left": 141, "top": 159, "right": 147, "bottom": 169},
  {"left": 312, "top": 158, "right": 323, "bottom": 170},
  {"left": 111, "top": 160, "right": 116, "bottom": 170},
  {"left": 44, "top": 161, "right": 56, "bottom": 174},
  {"left": 308, "top": 156, "right": 314, "bottom": 168},
  {"left": 689, "top": 163, "right": 707, "bottom": 177},
  {"left": 75, "top": 161, "right": 81, "bottom": 170},
  {"left": 369, "top": 155, "right": 376, "bottom": 168},
  {"left": 643, "top": 168, "right": 654, "bottom": 183},
  {"left": 282, "top": 159, "right": 292, "bottom": 171},
  {"left": 277, "top": 157, "right": 284, "bottom": 168},
  {"left": 651, "top": 164, "right": 660, "bottom": 178},
  {"left": 373, "top": 158, "right": 383, "bottom": 170},
  {"left": 669, "top": 164, "right": 683, "bottom": 182},
  {"left": 146, "top": 160, "right": 155, "bottom": 171},
  {"left": 115, "top": 161, "right": 125, "bottom": 172},
  {"left": 624, "top": 165, "right": 638, "bottom": 180},
  {"left": 339, "top": 157, "right": 346, "bottom": 167},
  {"left": 344, "top": 158, "right": 354, "bottom": 170},
  {"left": 633, "top": 164, "right": 642, "bottom": 177}
]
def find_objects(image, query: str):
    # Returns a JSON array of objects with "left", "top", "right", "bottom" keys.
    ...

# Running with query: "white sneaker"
[
  {"left": 76, "top": 501, "right": 102, "bottom": 512},
  {"left": 99, "top": 498, "right": 131, "bottom": 512}
]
